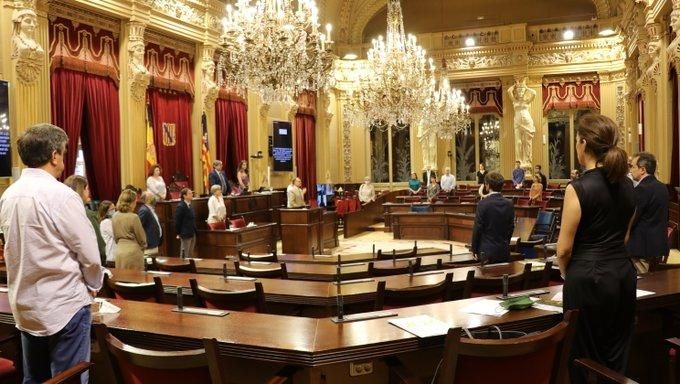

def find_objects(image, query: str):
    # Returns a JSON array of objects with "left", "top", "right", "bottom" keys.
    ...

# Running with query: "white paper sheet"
[
  {"left": 389, "top": 315, "right": 451, "bottom": 338},
  {"left": 94, "top": 298, "right": 121, "bottom": 314},
  {"left": 461, "top": 299, "right": 508, "bottom": 317},
  {"left": 636, "top": 289, "right": 655, "bottom": 298}
]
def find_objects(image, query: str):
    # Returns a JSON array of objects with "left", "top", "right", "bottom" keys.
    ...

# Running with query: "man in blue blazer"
[
  {"left": 471, "top": 171, "right": 515, "bottom": 264},
  {"left": 209, "top": 160, "right": 230, "bottom": 193},
  {"left": 138, "top": 191, "right": 162, "bottom": 256},
  {"left": 628, "top": 152, "right": 669, "bottom": 272},
  {"left": 174, "top": 188, "right": 197, "bottom": 258}
]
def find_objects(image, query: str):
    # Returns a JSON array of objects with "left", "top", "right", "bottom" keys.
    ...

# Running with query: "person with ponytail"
[{"left": 556, "top": 114, "right": 636, "bottom": 383}]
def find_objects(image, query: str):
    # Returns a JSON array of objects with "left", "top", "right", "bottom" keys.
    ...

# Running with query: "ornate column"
[
  {"left": 624, "top": 58, "right": 638, "bottom": 154},
  {"left": 119, "top": 20, "right": 150, "bottom": 188},
  {"left": 338, "top": 92, "right": 353, "bottom": 182},
  {"left": 669, "top": 0, "right": 680, "bottom": 73},
  {"left": 646, "top": 18, "right": 671, "bottom": 182},
  {"left": 316, "top": 90, "right": 334, "bottom": 184}
]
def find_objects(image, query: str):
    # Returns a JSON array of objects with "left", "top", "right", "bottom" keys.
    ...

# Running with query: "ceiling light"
[
  {"left": 598, "top": 28, "right": 615, "bottom": 36},
  {"left": 465, "top": 37, "right": 475, "bottom": 47},
  {"left": 562, "top": 29, "right": 575, "bottom": 40},
  {"left": 343, "top": 53, "right": 358, "bottom": 60}
]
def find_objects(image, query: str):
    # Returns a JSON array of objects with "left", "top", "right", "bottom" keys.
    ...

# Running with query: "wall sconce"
[{"left": 250, "top": 150, "right": 263, "bottom": 159}]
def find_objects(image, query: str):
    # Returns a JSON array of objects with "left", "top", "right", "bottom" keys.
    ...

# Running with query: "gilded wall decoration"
[
  {"left": 442, "top": 51, "right": 526, "bottom": 70},
  {"left": 341, "top": 100, "right": 352, "bottom": 182},
  {"left": 528, "top": 44, "right": 624, "bottom": 66},
  {"left": 616, "top": 84, "right": 625, "bottom": 149},
  {"left": 669, "top": 0, "right": 680, "bottom": 72},
  {"left": 201, "top": 47, "right": 218, "bottom": 111},
  {"left": 11, "top": 1, "right": 45, "bottom": 84},
  {"left": 149, "top": 0, "right": 204, "bottom": 26},
  {"left": 128, "top": 22, "right": 149, "bottom": 101}
]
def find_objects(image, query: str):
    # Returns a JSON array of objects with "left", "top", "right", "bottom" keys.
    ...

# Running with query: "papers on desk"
[
  {"left": 636, "top": 289, "right": 655, "bottom": 298},
  {"left": 551, "top": 292, "right": 563, "bottom": 302},
  {"left": 461, "top": 299, "right": 508, "bottom": 317},
  {"left": 93, "top": 298, "right": 121, "bottom": 314},
  {"left": 246, "top": 222, "right": 256, "bottom": 228},
  {"left": 389, "top": 315, "right": 451, "bottom": 338},
  {"left": 145, "top": 270, "right": 171, "bottom": 276},
  {"left": 172, "top": 306, "right": 229, "bottom": 317}
]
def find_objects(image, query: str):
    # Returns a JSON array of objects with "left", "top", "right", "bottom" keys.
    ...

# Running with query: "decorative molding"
[
  {"left": 48, "top": 1, "right": 120, "bottom": 37},
  {"left": 342, "top": 102, "right": 352, "bottom": 182},
  {"left": 127, "top": 22, "right": 150, "bottom": 101},
  {"left": 528, "top": 23, "right": 600, "bottom": 43},
  {"left": 259, "top": 103, "right": 271, "bottom": 118},
  {"left": 443, "top": 29, "right": 500, "bottom": 48},
  {"left": 144, "top": 29, "right": 195, "bottom": 59},
  {"left": 542, "top": 72, "right": 599, "bottom": 86},
  {"left": 287, "top": 104, "right": 299, "bottom": 122},
  {"left": 11, "top": 1, "right": 46, "bottom": 84},
  {"left": 615, "top": 84, "right": 625, "bottom": 149},
  {"left": 528, "top": 39, "right": 625, "bottom": 66},
  {"left": 435, "top": 44, "right": 531, "bottom": 71},
  {"left": 148, "top": 0, "right": 204, "bottom": 26}
]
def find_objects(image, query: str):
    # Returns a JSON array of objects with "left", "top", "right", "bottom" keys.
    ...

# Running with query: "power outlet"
[{"left": 349, "top": 361, "right": 373, "bottom": 376}]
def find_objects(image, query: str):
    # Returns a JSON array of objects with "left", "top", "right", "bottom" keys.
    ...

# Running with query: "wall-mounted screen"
[
  {"left": 272, "top": 121, "right": 293, "bottom": 172},
  {"left": 0, "top": 81, "right": 11, "bottom": 177}
]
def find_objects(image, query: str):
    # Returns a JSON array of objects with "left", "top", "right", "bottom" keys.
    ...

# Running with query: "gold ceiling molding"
[
  {"left": 528, "top": 22, "right": 600, "bottom": 43},
  {"left": 443, "top": 28, "right": 500, "bottom": 49},
  {"left": 528, "top": 38, "right": 624, "bottom": 66},
  {"left": 542, "top": 72, "right": 599, "bottom": 86},
  {"left": 453, "top": 80, "right": 502, "bottom": 90},
  {"left": 433, "top": 43, "right": 531, "bottom": 72},
  {"left": 47, "top": 1, "right": 121, "bottom": 38},
  {"left": 143, "top": 0, "right": 205, "bottom": 26},
  {"left": 145, "top": 28, "right": 195, "bottom": 58}
]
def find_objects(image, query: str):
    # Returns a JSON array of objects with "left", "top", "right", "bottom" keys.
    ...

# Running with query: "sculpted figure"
[
  {"left": 202, "top": 58, "right": 218, "bottom": 109},
  {"left": 129, "top": 40, "right": 150, "bottom": 100},
  {"left": 507, "top": 77, "right": 537, "bottom": 166},
  {"left": 11, "top": 6, "right": 45, "bottom": 83}
]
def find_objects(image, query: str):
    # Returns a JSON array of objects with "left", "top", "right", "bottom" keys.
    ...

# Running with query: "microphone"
[
  {"left": 223, "top": 263, "right": 228, "bottom": 281},
  {"left": 449, "top": 244, "right": 453, "bottom": 261},
  {"left": 392, "top": 249, "right": 396, "bottom": 266},
  {"left": 336, "top": 266, "right": 344, "bottom": 321},
  {"left": 502, "top": 274, "right": 509, "bottom": 299},
  {"left": 176, "top": 286, "right": 184, "bottom": 310},
  {"left": 408, "top": 260, "right": 413, "bottom": 279},
  {"left": 372, "top": 244, "right": 375, "bottom": 259}
]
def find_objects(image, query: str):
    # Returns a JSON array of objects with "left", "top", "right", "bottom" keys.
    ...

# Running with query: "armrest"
[
  {"left": 574, "top": 358, "right": 639, "bottom": 384},
  {"left": 44, "top": 362, "right": 93, "bottom": 384}
]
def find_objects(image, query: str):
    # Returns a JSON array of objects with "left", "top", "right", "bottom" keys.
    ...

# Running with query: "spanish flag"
[
  {"left": 145, "top": 100, "right": 157, "bottom": 175},
  {"left": 200, "top": 112, "right": 212, "bottom": 194}
]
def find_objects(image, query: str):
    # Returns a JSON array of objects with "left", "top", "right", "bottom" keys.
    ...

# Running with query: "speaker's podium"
[{"left": 280, "top": 207, "right": 324, "bottom": 254}]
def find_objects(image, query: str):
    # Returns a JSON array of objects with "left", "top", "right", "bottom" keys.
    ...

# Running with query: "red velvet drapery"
[
  {"left": 294, "top": 113, "right": 316, "bottom": 200},
  {"left": 50, "top": 68, "right": 121, "bottom": 200},
  {"left": 215, "top": 98, "right": 248, "bottom": 181},
  {"left": 148, "top": 88, "right": 193, "bottom": 186}
]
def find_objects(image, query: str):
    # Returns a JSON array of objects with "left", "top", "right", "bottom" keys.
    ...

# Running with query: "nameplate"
[
  {"left": 225, "top": 276, "right": 257, "bottom": 282},
  {"left": 145, "top": 271, "right": 171, "bottom": 276},
  {"left": 496, "top": 289, "right": 550, "bottom": 300},
  {"left": 332, "top": 278, "right": 375, "bottom": 285},
  {"left": 331, "top": 312, "right": 398, "bottom": 323},
  {"left": 172, "top": 307, "right": 229, "bottom": 317}
]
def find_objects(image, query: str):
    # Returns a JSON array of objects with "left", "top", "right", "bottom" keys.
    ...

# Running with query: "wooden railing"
[{"left": 343, "top": 190, "right": 406, "bottom": 238}]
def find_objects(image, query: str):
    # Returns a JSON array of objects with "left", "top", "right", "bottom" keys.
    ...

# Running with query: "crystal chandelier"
[
  {"left": 219, "top": 0, "right": 335, "bottom": 104},
  {"left": 425, "top": 77, "right": 471, "bottom": 140},
  {"left": 351, "top": 0, "right": 435, "bottom": 131}
]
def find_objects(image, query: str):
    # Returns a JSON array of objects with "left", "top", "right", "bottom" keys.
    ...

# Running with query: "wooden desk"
[
  {"left": 280, "top": 208, "right": 324, "bottom": 254},
  {"left": 155, "top": 192, "right": 285, "bottom": 257},
  {"left": 383, "top": 202, "right": 477, "bottom": 229},
  {"left": 514, "top": 205, "right": 540, "bottom": 218},
  {"left": 195, "top": 223, "right": 276, "bottom": 258},
  {"left": 321, "top": 211, "right": 338, "bottom": 249}
]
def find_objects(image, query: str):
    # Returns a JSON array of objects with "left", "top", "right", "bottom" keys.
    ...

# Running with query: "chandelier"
[
  {"left": 219, "top": 0, "right": 335, "bottom": 104},
  {"left": 351, "top": 0, "right": 435, "bottom": 131},
  {"left": 425, "top": 77, "right": 471, "bottom": 140}
]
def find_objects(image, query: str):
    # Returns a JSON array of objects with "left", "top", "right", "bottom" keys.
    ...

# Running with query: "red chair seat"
[
  {"left": 0, "top": 358, "right": 16, "bottom": 378},
  {"left": 230, "top": 218, "right": 246, "bottom": 228},
  {"left": 208, "top": 222, "right": 226, "bottom": 230}
]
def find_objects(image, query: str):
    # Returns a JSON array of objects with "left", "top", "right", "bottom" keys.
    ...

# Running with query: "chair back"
[
  {"left": 403, "top": 196, "right": 422, "bottom": 203},
  {"left": 375, "top": 273, "right": 453, "bottom": 310},
  {"left": 516, "top": 198, "right": 530, "bottom": 206},
  {"left": 189, "top": 279, "right": 266, "bottom": 312},
  {"left": 532, "top": 210, "right": 557, "bottom": 241},
  {"left": 239, "top": 250, "right": 278, "bottom": 262},
  {"left": 155, "top": 258, "right": 197, "bottom": 273},
  {"left": 410, "top": 205, "right": 430, "bottom": 213},
  {"left": 230, "top": 217, "right": 247, "bottom": 229},
  {"left": 447, "top": 269, "right": 475, "bottom": 301},
  {"left": 460, "top": 196, "right": 477, "bottom": 203},
  {"left": 376, "top": 247, "right": 417, "bottom": 261},
  {"left": 44, "top": 362, "right": 92, "bottom": 384},
  {"left": 105, "top": 275, "right": 164, "bottom": 303},
  {"left": 234, "top": 261, "right": 288, "bottom": 279},
  {"left": 436, "top": 310, "right": 578, "bottom": 384},
  {"left": 94, "top": 323, "right": 213, "bottom": 384},
  {"left": 368, "top": 258, "right": 422, "bottom": 277},
  {"left": 471, "top": 263, "right": 531, "bottom": 295},
  {"left": 207, "top": 222, "right": 226, "bottom": 231},
  {"left": 524, "top": 261, "right": 553, "bottom": 289}
]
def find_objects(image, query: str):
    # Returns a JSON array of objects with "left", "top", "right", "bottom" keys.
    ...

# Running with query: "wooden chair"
[
  {"left": 516, "top": 198, "right": 530, "bottom": 206},
  {"left": 207, "top": 222, "right": 227, "bottom": 230},
  {"left": 471, "top": 263, "right": 532, "bottom": 295},
  {"left": 574, "top": 358, "right": 640, "bottom": 384},
  {"left": 459, "top": 196, "right": 477, "bottom": 203},
  {"left": 189, "top": 278, "right": 266, "bottom": 312},
  {"left": 436, "top": 259, "right": 481, "bottom": 269},
  {"left": 44, "top": 362, "right": 93, "bottom": 384},
  {"left": 530, "top": 210, "right": 558, "bottom": 242},
  {"left": 376, "top": 246, "right": 417, "bottom": 261},
  {"left": 239, "top": 250, "right": 278, "bottom": 263},
  {"left": 105, "top": 275, "right": 164, "bottom": 303},
  {"left": 368, "top": 258, "right": 422, "bottom": 277},
  {"left": 375, "top": 273, "right": 453, "bottom": 310},
  {"left": 203, "top": 338, "right": 295, "bottom": 384},
  {"left": 154, "top": 258, "right": 197, "bottom": 273},
  {"left": 234, "top": 261, "right": 288, "bottom": 279},
  {"left": 388, "top": 310, "right": 579, "bottom": 384},
  {"left": 447, "top": 269, "right": 475, "bottom": 301},
  {"left": 524, "top": 261, "right": 554, "bottom": 289},
  {"left": 94, "top": 323, "right": 214, "bottom": 384}
]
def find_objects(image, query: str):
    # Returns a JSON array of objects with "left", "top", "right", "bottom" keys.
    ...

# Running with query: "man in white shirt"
[
  {"left": 287, "top": 177, "right": 307, "bottom": 208},
  {"left": 358, "top": 176, "right": 376, "bottom": 204},
  {"left": 440, "top": 167, "right": 456, "bottom": 193},
  {"left": 0, "top": 124, "right": 104, "bottom": 383}
]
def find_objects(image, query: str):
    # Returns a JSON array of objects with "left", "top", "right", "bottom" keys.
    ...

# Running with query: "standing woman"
[
  {"left": 146, "top": 164, "right": 167, "bottom": 201},
  {"left": 207, "top": 185, "right": 227, "bottom": 230},
  {"left": 64, "top": 175, "right": 106, "bottom": 265},
  {"left": 97, "top": 200, "right": 116, "bottom": 265},
  {"left": 113, "top": 189, "right": 147, "bottom": 270},
  {"left": 476, "top": 163, "right": 487, "bottom": 185},
  {"left": 556, "top": 114, "right": 636, "bottom": 383},
  {"left": 237, "top": 160, "right": 250, "bottom": 193}
]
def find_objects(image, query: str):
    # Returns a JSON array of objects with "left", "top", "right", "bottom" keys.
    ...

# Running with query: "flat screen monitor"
[
  {"left": 272, "top": 121, "right": 293, "bottom": 172},
  {"left": 0, "top": 81, "right": 11, "bottom": 177},
  {"left": 316, "top": 184, "right": 335, "bottom": 207}
]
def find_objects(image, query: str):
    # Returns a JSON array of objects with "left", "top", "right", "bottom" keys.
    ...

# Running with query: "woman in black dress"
[
  {"left": 556, "top": 114, "right": 636, "bottom": 383},
  {"left": 476, "top": 163, "right": 487, "bottom": 185}
]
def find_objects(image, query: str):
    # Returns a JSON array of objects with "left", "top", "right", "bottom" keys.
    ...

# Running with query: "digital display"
[
  {"left": 272, "top": 121, "right": 293, "bottom": 172},
  {"left": 0, "top": 81, "right": 11, "bottom": 177}
]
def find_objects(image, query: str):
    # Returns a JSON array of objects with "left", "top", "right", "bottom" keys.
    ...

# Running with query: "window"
[
  {"left": 546, "top": 109, "right": 595, "bottom": 179},
  {"left": 451, "top": 113, "right": 500, "bottom": 180},
  {"left": 74, "top": 138, "right": 87, "bottom": 177},
  {"left": 370, "top": 125, "right": 411, "bottom": 183}
]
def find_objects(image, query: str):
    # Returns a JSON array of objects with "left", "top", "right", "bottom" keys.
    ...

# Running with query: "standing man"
[
  {"left": 287, "top": 177, "right": 307, "bottom": 208},
  {"left": 533, "top": 164, "right": 548, "bottom": 190},
  {"left": 512, "top": 161, "right": 525, "bottom": 189},
  {"left": 209, "top": 160, "right": 229, "bottom": 193},
  {"left": 440, "top": 167, "right": 456, "bottom": 193},
  {"left": 471, "top": 172, "right": 515, "bottom": 264},
  {"left": 627, "top": 152, "right": 669, "bottom": 272},
  {"left": 358, "top": 176, "right": 376, "bottom": 204},
  {"left": 138, "top": 191, "right": 162, "bottom": 256},
  {"left": 174, "top": 188, "right": 197, "bottom": 258},
  {"left": 422, "top": 165, "right": 437, "bottom": 185},
  {"left": 0, "top": 123, "right": 104, "bottom": 383}
]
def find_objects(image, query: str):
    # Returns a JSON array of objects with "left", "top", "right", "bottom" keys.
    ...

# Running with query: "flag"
[
  {"left": 145, "top": 99, "right": 157, "bottom": 175},
  {"left": 200, "top": 112, "right": 212, "bottom": 194}
]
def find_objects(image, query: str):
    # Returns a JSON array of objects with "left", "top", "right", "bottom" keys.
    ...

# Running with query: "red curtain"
[
  {"left": 215, "top": 99, "right": 248, "bottom": 181},
  {"left": 51, "top": 68, "right": 121, "bottom": 200},
  {"left": 148, "top": 88, "right": 193, "bottom": 186},
  {"left": 294, "top": 113, "right": 316, "bottom": 200}
]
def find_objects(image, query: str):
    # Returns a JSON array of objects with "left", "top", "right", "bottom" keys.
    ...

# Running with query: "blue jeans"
[{"left": 20, "top": 306, "right": 91, "bottom": 384}]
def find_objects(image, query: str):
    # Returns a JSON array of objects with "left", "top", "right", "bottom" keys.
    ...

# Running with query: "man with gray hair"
[
  {"left": 209, "top": 159, "right": 229, "bottom": 193},
  {"left": 0, "top": 123, "right": 104, "bottom": 383},
  {"left": 138, "top": 191, "right": 162, "bottom": 256}
]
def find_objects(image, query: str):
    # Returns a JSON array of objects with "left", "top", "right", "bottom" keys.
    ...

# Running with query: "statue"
[
  {"left": 129, "top": 40, "right": 150, "bottom": 101},
  {"left": 507, "top": 77, "right": 537, "bottom": 166},
  {"left": 11, "top": 6, "right": 45, "bottom": 84},
  {"left": 201, "top": 57, "right": 218, "bottom": 110},
  {"left": 417, "top": 124, "right": 437, "bottom": 170}
]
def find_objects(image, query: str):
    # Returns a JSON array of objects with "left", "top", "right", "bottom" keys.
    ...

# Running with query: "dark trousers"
[
  {"left": 21, "top": 306, "right": 91, "bottom": 384},
  {"left": 564, "top": 258, "right": 636, "bottom": 383}
]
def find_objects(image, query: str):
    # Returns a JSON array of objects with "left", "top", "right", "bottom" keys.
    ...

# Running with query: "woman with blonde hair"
[
  {"left": 64, "top": 175, "right": 106, "bottom": 264},
  {"left": 207, "top": 184, "right": 227, "bottom": 230},
  {"left": 112, "top": 189, "right": 147, "bottom": 270}
]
